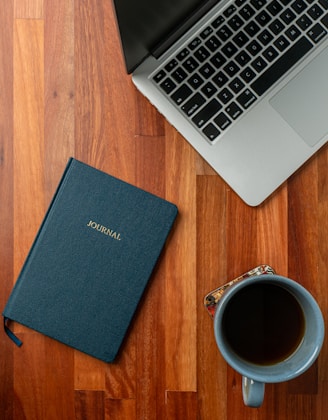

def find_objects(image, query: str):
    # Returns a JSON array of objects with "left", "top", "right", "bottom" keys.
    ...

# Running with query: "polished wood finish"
[{"left": 1, "top": 1, "right": 327, "bottom": 419}]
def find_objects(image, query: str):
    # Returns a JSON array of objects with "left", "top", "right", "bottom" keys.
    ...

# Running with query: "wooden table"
[{"left": 1, "top": 1, "right": 327, "bottom": 419}]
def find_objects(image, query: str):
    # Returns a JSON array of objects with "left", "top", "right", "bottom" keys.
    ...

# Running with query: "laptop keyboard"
[{"left": 152, "top": 0, "right": 328, "bottom": 142}]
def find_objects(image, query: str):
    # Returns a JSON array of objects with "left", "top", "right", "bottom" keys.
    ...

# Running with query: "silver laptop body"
[{"left": 113, "top": 0, "right": 328, "bottom": 206}]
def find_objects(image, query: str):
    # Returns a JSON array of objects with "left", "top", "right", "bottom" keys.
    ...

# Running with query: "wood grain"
[{"left": 1, "top": 0, "right": 328, "bottom": 419}]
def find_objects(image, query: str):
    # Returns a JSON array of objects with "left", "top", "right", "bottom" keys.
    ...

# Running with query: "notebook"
[
  {"left": 112, "top": 0, "right": 328, "bottom": 206},
  {"left": 3, "top": 158, "right": 178, "bottom": 362}
]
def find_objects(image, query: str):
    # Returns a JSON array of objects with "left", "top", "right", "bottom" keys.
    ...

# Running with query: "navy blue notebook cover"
[{"left": 3, "top": 158, "right": 178, "bottom": 362}]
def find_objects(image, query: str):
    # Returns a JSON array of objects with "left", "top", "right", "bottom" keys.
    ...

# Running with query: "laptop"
[{"left": 112, "top": 0, "right": 328, "bottom": 206}]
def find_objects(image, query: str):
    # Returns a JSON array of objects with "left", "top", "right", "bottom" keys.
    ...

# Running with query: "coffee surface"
[{"left": 222, "top": 283, "right": 305, "bottom": 365}]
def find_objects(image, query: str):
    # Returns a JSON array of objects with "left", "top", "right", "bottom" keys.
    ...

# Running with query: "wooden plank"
[
  {"left": 13, "top": 333, "right": 45, "bottom": 420},
  {"left": 74, "top": 0, "right": 110, "bottom": 168},
  {"left": 134, "top": 90, "right": 165, "bottom": 137},
  {"left": 43, "top": 340, "right": 75, "bottom": 420},
  {"left": 165, "top": 127, "right": 197, "bottom": 391},
  {"left": 165, "top": 391, "right": 198, "bottom": 420},
  {"left": 226, "top": 190, "right": 258, "bottom": 280},
  {"left": 44, "top": 0, "right": 75, "bottom": 201},
  {"left": 74, "top": 353, "right": 106, "bottom": 391},
  {"left": 75, "top": 390, "right": 105, "bottom": 420},
  {"left": 14, "top": 0, "right": 43, "bottom": 19},
  {"left": 105, "top": 398, "right": 136, "bottom": 420},
  {"left": 134, "top": 135, "right": 167, "bottom": 418},
  {"left": 105, "top": 347, "right": 136, "bottom": 399},
  {"left": 256, "top": 186, "right": 288, "bottom": 274},
  {"left": 0, "top": 3, "right": 14, "bottom": 419},
  {"left": 196, "top": 175, "right": 228, "bottom": 420},
  {"left": 13, "top": 17, "right": 45, "bottom": 309},
  {"left": 287, "top": 157, "right": 319, "bottom": 395},
  {"left": 317, "top": 145, "right": 328, "bottom": 384},
  {"left": 74, "top": 0, "right": 136, "bottom": 184}
]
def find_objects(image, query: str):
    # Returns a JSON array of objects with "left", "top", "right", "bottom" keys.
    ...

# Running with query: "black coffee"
[{"left": 222, "top": 283, "right": 305, "bottom": 365}]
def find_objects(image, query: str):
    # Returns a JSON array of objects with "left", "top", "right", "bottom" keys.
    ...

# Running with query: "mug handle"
[{"left": 242, "top": 376, "right": 265, "bottom": 407}]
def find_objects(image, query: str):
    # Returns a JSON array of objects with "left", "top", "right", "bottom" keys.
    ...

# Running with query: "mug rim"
[{"left": 213, "top": 274, "right": 325, "bottom": 383}]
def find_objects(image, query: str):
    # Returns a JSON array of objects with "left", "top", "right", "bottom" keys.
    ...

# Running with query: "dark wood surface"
[{"left": 1, "top": 1, "right": 328, "bottom": 419}]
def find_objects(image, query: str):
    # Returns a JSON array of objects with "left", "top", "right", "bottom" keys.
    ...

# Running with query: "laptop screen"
[{"left": 113, "top": 0, "right": 218, "bottom": 73}]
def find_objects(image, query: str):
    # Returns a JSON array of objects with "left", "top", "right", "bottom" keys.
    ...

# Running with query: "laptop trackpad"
[{"left": 270, "top": 46, "right": 328, "bottom": 147}]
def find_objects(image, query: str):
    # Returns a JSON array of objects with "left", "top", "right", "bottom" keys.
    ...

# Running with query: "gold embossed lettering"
[{"left": 87, "top": 220, "right": 122, "bottom": 241}]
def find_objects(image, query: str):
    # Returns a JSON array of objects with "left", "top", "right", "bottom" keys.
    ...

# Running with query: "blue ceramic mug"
[{"left": 212, "top": 274, "right": 324, "bottom": 407}]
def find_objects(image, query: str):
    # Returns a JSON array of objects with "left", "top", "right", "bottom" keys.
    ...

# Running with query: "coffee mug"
[{"left": 207, "top": 268, "right": 325, "bottom": 407}]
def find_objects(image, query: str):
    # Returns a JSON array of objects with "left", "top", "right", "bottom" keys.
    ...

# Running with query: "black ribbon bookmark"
[{"left": 4, "top": 317, "right": 23, "bottom": 347}]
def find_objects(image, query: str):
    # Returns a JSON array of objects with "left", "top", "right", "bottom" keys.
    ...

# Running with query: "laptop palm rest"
[{"left": 270, "top": 46, "right": 328, "bottom": 147}]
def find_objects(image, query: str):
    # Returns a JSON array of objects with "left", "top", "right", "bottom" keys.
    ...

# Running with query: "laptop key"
[
  {"left": 160, "top": 78, "right": 177, "bottom": 94},
  {"left": 171, "top": 84, "right": 193, "bottom": 105},
  {"left": 201, "top": 82, "right": 218, "bottom": 98},
  {"left": 296, "top": 14, "right": 312, "bottom": 29},
  {"left": 224, "top": 5, "right": 237, "bottom": 17},
  {"left": 291, "top": 0, "right": 308, "bottom": 13},
  {"left": 251, "top": 0, "right": 268, "bottom": 10},
  {"left": 195, "top": 46, "right": 211, "bottom": 62},
  {"left": 321, "top": 13, "right": 328, "bottom": 27},
  {"left": 165, "top": 59, "right": 178, "bottom": 72},
  {"left": 257, "top": 28, "right": 274, "bottom": 44},
  {"left": 189, "top": 37, "right": 201, "bottom": 50},
  {"left": 308, "top": 4, "right": 324, "bottom": 18},
  {"left": 181, "top": 93, "right": 206, "bottom": 116},
  {"left": 226, "top": 102, "right": 243, "bottom": 119},
  {"left": 188, "top": 73, "right": 204, "bottom": 89},
  {"left": 177, "top": 48, "right": 190, "bottom": 61},
  {"left": 192, "top": 99, "right": 222, "bottom": 127},
  {"left": 251, "top": 36, "right": 313, "bottom": 95},
  {"left": 205, "top": 35, "right": 222, "bottom": 52},
  {"left": 228, "top": 15, "right": 244, "bottom": 30},
  {"left": 153, "top": 70, "right": 166, "bottom": 84},
  {"left": 217, "top": 25, "right": 233, "bottom": 41},
  {"left": 235, "top": 50, "right": 252, "bottom": 66},
  {"left": 210, "top": 52, "right": 227, "bottom": 68},
  {"left": 203, "top": 123, "right": 220, "bottom": 141},
  {"left": 172, "top": 67, "right": 188, "bottom": 83},
  {"left": 269, "top": 18, "right": 286, "bottom": 34},
  {"left": 213, "top": 71, "right": 229, "bottom": 87},
  {"left": 256, "top": 10, "right": 272, "bottom": 26},
  {"left": 251, "top": 56, "right": 268, "bottom": 72},
  {"left": 233, "top": 31, "right": 250, "bottom": 47},
  {"left": 267, "top": 0, "right": 283, "bottom": 15},
  {"left": 199, "top": 63, "right": 216, "bottom": 78},
  {"left": 237, "top": 89, "right": 257, "bottom": 108},
  {"left": 285, "top": 24, "right": 301, "bottom": 40},
  {"left": 214, "top": 112, "right": 232, "bottom": 130},
  {"left": 307, "top": 22, "right": 327, "bottom": 42},
  {"left": 247, "top": 39, "right": 263, "bottom": 55},
  {"left": 183, "top": 57, "right": 199, "bottom": 72},
  {"left": 319, "top": 0, "right": 328, "bottom": 9},
  {"left": 218, "top": 87, "right": 234, "bottom": 104},
  {"left": 235, "top": 0, "right": 248, "bottom": 6},
  {"left": 263, "top": 45, "right": 279, "bottom": 61},
  {"left": 229, "top": 77, "right": 245, "bottom": 93},
  {"left": 280, "top": 8, "right": 297, "bottom": 24},
  {"left": 240, "top": 66, "right": 257, "bottom": 82},
  {"left": 224, "top": 60, "right": 240, "bottom": 76},
  {"left": 212, "top": 16, "right": 225, "bottom": 29},
  {"left": 200, "top": 26, "right": 214, "bottom": 39},
  {"left": 274, "top": 35, "right": 290, "bottom": 51},
  {"left": 245, "top": 21, "right": 261, "bottom": 35},
  {"left": 222, "top": 41, "right": 238, "bottom": 57},
  {"left": 240, "top": 4, "right": 256, "bottom": 20}
]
